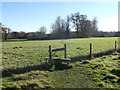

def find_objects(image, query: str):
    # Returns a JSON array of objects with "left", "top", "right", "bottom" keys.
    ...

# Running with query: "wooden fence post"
[
  {"left": 49, "top": 45, "right": 52, "bottom": 63},
  {"left": 90, "top": 43, "right": 92, "bottom": 59},
  {"left": 115, "top": 41, "right": 117, "bottom": 51},
  {"left": 64, "top": 44, "right": 67, "bottom": 58}
]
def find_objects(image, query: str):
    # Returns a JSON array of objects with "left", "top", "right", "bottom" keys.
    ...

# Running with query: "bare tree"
[
  {"left": 50, "top": 16, "right": 66, "bottom": 39},
  {"left": 39, "top": 26, "right": 47, "bottom": 39},
  {"left": 91, "top": 18, "right": 98, "bottom": 37},
  {"left": 71, "top": 12, "right": 98, "bottom": 38},
  {"left": 71, "top": 12, "right": 81, "bottom": 37},
  {"left": 0, "top": 23, "right": 11, "bottom": 41},
  {"left": 81, "top": 20, "right": 92, "bottom": 37},
  {"left": 65, "top": 15, "right": 71, "bottom": 38}
]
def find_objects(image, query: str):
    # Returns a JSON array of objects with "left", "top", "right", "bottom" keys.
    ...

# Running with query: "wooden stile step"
[
  {"left": 52, "top": 58, "right": 71, "bottom": 62},
  {"left": 45, "top": 57, "right": 71, "bottom": 62}
]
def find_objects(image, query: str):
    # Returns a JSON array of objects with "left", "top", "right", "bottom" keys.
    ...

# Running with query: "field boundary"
[
  {"left": 2, "top": 48, "right": 119, "bottom": 78},
  {"left": 71, "top": 49, "right": 118, "bottom": 62}
]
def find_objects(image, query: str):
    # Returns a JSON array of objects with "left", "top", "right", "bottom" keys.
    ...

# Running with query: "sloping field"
[
  {"left": 1, "top": 37, "right": 120, "bottom": 88},
  {"left": 2, "top": 37, "right": 118, "bottom": 69}
]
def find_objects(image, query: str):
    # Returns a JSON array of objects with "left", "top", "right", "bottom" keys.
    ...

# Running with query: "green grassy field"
[{"left": 1, "top": 37, "right": 120, "bottom": 88}]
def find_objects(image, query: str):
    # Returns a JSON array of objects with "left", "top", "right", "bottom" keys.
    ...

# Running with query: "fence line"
[{"left": 46, "top": 41, "right": 118, "bottom": 61}]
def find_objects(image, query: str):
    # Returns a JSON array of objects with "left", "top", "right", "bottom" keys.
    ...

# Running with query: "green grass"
[
  {"left": 2, "top": 37, "right": 118, "bottom": 69},
  {"left": 48, "top": 52, "right": 120, "bottom": 88},
  {"left": 2, "top": 37, "right": 119, "bottom": 88}
]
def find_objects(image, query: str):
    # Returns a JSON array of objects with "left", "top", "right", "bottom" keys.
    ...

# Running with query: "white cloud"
[{"left": 98, "top": 15, "right": 118, "bottom": 32}]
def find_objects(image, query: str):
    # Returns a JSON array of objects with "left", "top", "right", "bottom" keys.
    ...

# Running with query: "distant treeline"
[
  {"left": 4, "top": 31, "right": 118, "bottom": 40},
  {"left": 0, "top": 12, "right": 119, "bottom": 41}
]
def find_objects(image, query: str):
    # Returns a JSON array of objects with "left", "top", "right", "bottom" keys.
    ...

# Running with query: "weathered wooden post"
[
  {"left": 64, "top": 44, "right": 67, "bottom": 58},
  {"left": 90, "top": 43, "right": 92, "bottom": 59},
  {"left": 49, "top": 45, "right": 52, "bottom": 63},
  {"left": 115, "top": 41, "right": 117, "bottom": 51},
  {"left": 118, "top": 41, "right": 120, "bottom": 52}
]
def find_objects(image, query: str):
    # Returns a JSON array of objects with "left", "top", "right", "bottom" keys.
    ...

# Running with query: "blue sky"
[{"left": 2, "top": 2, "right": 118, "bottom": 33}]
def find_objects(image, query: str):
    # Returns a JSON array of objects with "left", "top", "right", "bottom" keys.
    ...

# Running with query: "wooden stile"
[
  {"left": 64, "top": 44, "right": 67, "bottom": 58},
  {"left": 49, "top": 45, "right": 52, "bottom": 63},
  {"left": 90, "top": 43, "right": 92, "bottom": 59},
  {"left": 46, "top": 44, "right": 70, "bottom": 64},
  {"left": 52, "top": 48, "right": 65, "bottom": 52},
  {"left": 115, "top": 41, "right": 117, "bottom": 51}
]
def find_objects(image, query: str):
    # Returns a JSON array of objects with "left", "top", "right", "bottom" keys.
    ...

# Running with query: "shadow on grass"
[
  {"left": 2, "top": 49, "right": 118, "bottom": 78},
  {"left": 2, "top": 62, "right": 72, "bottom": 78},
  {"left": 70, "top": 49, "right": 116, "bottom": 62}
]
